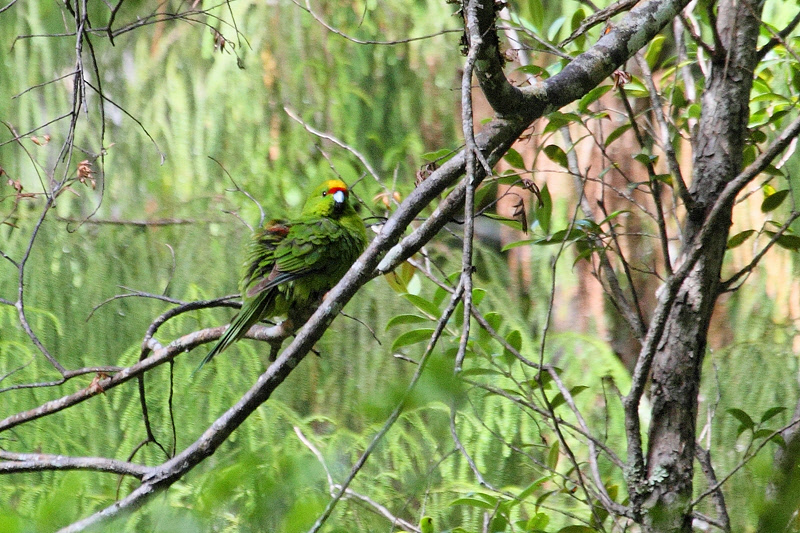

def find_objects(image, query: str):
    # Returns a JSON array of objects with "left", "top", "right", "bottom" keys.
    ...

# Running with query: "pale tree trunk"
[{"left": 642, "top": 0, "right": 763, "bottom": 529}]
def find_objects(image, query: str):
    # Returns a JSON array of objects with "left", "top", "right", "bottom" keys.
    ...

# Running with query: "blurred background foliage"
[{"left": 1, "top": 0, "right": 800, "bottom": 531}]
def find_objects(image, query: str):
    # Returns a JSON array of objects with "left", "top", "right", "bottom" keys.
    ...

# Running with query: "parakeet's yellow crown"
[{"left": 323, "top": 179, "right": 349, "bottom": 196}]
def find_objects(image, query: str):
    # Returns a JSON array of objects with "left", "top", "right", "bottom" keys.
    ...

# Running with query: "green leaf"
[
  {"left": 727, "top": 408, "right": 755, "bottom": 430},
  {"left": 761, "top": 406, "right": 787, "bottom": 423},
  {"left": 391, "top": 329, "right": 435, "bottom": 350},
  {"left": 534, "top": 227, "right": 586, "bottom": 245},
  {"left": 598, "top": 209, "right": 630, "bottom": 226},
  {"left": 750, "top": 128, "right": 768, "bottom": 144},
  {"left": 392, "top": 328, "right": 435, "bottom": 350},
  {"left": 532, "top": 183, "right": 552, "bottom": 234},
  {"left": 727, "top": 230, "right": 756, "bottom": 249},
  {"left": 569, "top": 8, "right": 586, "bottom": 48},
  {"left": 503, "top": 329, "right": 523, "bottom": 365},
  {"left": 450, "top": 497, "right": 496, "bottom": 510},
  {"left": 547, "top": 440, "right": 560, "bottom": 471},
  {"left": 422, "top": 148, "right": 455, "bottom": 163},
  {"left": 543, "top": 112, "right": 582, "bottom": 133},
  {"left": 489, "top": 514, "right": 509, "bottom": 533},
  {"left": 518, "top": 477, "right": 550, "bottom": 501},
  {"left": 753, "top": 428, "right": 776, "bottom": 439},
  {"left": 762, "top": 164, "right": 785, "bottom": 177},
  {"left": 386, "top": 314, "right": 429, "bottom": 330},
  {"left": 633, "top": 152, "right": 659, "bottom": 168},
  {"left": 501, "top": 239, "right": 536, "bottom": 252},
  {"left": 420, "top": 516, "right": 434, "bottom": 533},
  {"left": 484, "top": 212, "right": 524, "bottom": 232},
  {"left": 578, "top": 85, "right": 611, "bottom": 113},
  {"left": 654, "top": 173, "right": 673, "bottom": 186},
  {"left": 535, "top": 489, "right": 556, "bottom": 509},
  {"left": 525, "top": 512, "right": 550, "bottom": 531},
  {"left": 472, "top": 288, "right": 486, "bottom": 307},
  {"left": 605, "top": 123, "right": 632, "bottom": 147},
  {"left": 543, "top": 145, "right": 568, "bottom": 169},
  {"left": 516, "top": 64, "right": 549, "bottom": 79},
  {"left": 557, "top": 527, "right": 596, "bottom": 533},
  {"left": 644, "top": 34, "right": 665, "bottom": 68},
  {"left": 483, "top": 311, "right": 503, "bottom": 331},
  {"left": 505, "top": 329, "right": 522, "bottom": 351},
  {"left": 771, "top": 434, "right": 787, "bottom": 448},
  {"left": 548, "top": 16, "right": 566, "bottom": 42},
  {"left": 764, "top": 232, "right": 800, "bottom": 251},
  {"left": 403, "top": 293, "right": 441, "bottom": 319},
  {"left": 761, "top": 189, "right": 790, "bottom": 212},
  {"left": 504, "top": 147, "right": 526, "bottom": 169},
  {"left": 549, "top": 385, "right": 589, "bottom": 410}
]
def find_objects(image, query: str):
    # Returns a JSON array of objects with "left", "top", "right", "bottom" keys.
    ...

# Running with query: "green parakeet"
[{"left": 196, "top": 179, "right": 368, "bottom": 372}]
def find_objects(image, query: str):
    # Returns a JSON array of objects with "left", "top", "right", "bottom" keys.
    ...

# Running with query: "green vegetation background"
[{"left": 1, "top": 1, "right": 798, "bottom": 531}]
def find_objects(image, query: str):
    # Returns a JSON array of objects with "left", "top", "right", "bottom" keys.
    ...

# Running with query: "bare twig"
[
  {"left": 559, "top": 0, "right": 640, "bottom": 47},
  {"left": 694, "top": 445, "right": 731, "bottom": 532},
  {"left": 294, "top": 427, "right": 420, "bottom": 532},
  {"left": 547, "top": 368, "right": 629, "bottom": 517},
  {"left": 292, "top": 0, "right": 460, "bottom": 46},
  {"left": 0, "top": 0, "right": 18, "bottom": 14},
  {"left": 449, "top": 402, "right": 494, "bottom": 489},
  {"left": 561, "top": 126, "right": 647, "bottom": 340},
  {"left": 633, "top": 51, "right": 693, "bottom": 212},
  {"left": 284, "top": 107, "right": 386, "bottom": 193}
]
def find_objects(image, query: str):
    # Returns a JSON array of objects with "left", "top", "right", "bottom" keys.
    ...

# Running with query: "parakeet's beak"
[{"left": 331, "top": 189, "right": 347, "bottom": 216}]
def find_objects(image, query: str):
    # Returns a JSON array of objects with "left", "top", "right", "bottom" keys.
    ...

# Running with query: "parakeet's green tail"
[{"left": 193, "top": 291, "right": 275, "bottom": 375}]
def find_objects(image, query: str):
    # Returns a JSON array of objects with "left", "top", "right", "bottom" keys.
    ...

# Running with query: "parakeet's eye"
[{"left": 322, "top": 191, "right": 327, "bottom": 197}]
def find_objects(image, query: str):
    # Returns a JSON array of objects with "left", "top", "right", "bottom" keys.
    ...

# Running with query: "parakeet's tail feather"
[{"left": 193, "top": 291, "right": 275, "bottom": 375}]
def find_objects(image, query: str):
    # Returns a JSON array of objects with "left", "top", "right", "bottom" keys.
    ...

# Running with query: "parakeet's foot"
[{"left": 268, "top": 341, "right": 281, "bottom": 361}]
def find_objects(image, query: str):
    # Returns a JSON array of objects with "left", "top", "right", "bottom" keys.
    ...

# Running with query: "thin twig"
[
  {"left": 694, "top": 445, "right": 731, "bottom": 532},
  {"left": 293, "top": 0, "right": 460, "bottom": 46},
  {"left": 283, "top": 107, "right": 387, "bottom": 194},
  {"left": 449, "top": 402, "right": 494, "bottom": 489},
  {"left": 294, "top": 426, "right": 420, "bottom": 532}
]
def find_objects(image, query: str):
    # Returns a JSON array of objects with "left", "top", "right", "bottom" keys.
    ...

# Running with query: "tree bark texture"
[{"left": 642, "top": 0, "right": 763, "bottom": 530}]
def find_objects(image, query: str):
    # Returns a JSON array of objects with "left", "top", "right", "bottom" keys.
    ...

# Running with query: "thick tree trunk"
[{"left": 642, "top": 0, "right": 763, "bottom": 530}]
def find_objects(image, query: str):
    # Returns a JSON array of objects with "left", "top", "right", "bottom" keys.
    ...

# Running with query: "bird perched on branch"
[{"left": 196, "top": 179, "right": 368, "bottom": 372}]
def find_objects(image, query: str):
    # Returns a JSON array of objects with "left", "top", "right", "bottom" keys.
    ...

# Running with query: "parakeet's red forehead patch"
[{"left": 328, "top": 185, "right": 348, "bottom": 196}]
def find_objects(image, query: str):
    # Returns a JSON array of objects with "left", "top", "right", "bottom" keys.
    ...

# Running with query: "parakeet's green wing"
[{"left": 249, "top": 216, "right": 366, "bottom": 307}]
